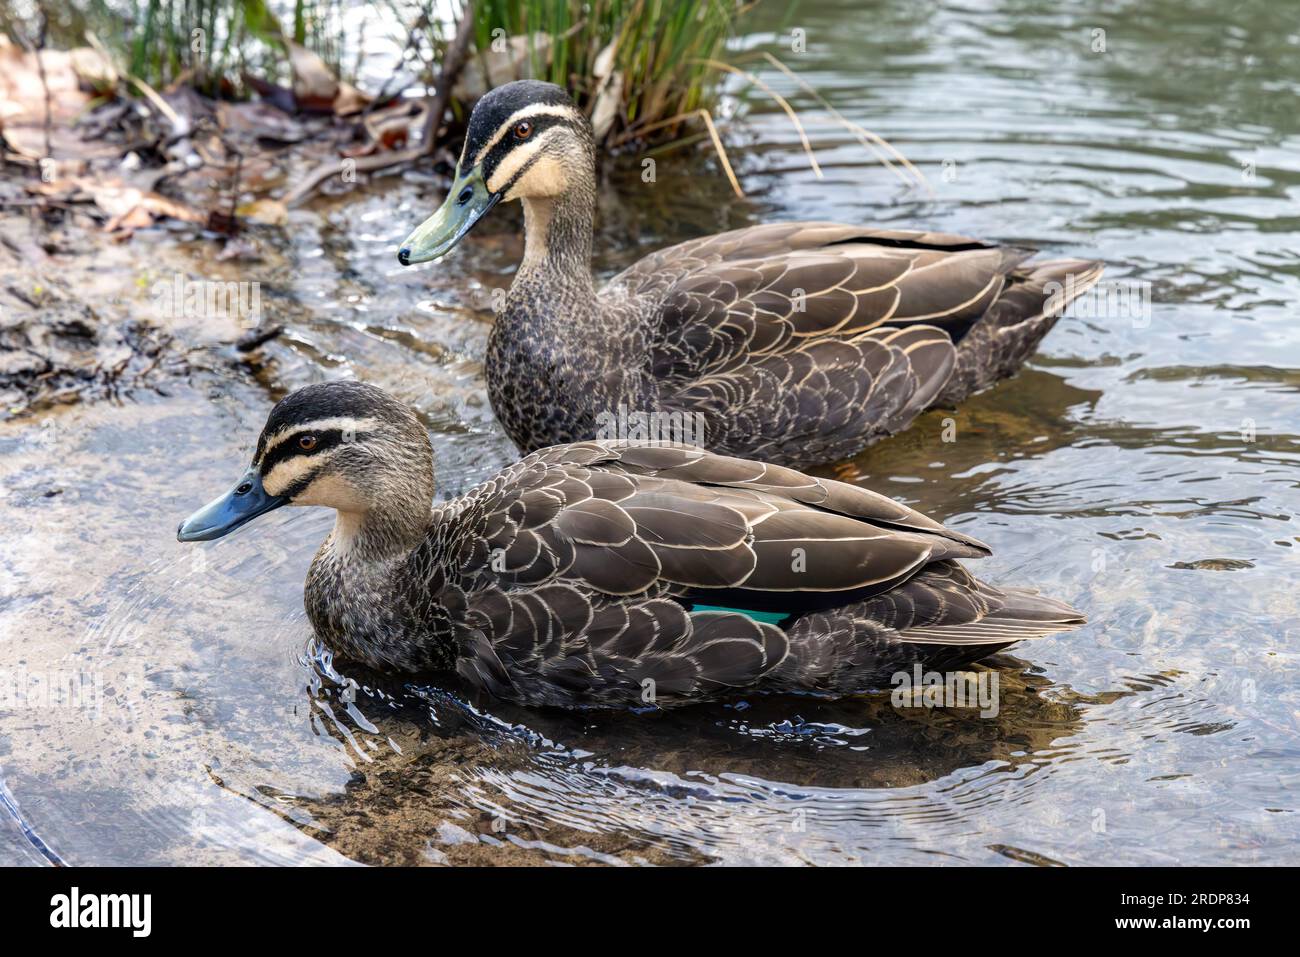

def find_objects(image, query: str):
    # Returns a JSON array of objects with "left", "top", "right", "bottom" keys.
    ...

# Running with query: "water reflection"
[
  {"left": 266, "top": 647, "right": 1103, "bottom": 865},
  {"left": 2, "top": 0, "right": 1299, "bottom": 866}
]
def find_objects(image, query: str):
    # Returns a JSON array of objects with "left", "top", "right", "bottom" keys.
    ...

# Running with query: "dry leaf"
[
  {"left": 105, "top": 204, "right": 154, "bottom": 233},
  {"left": 0, "top": 39, "right": 88, "bottom": 124},
  {"left": 236, "top": 198, "right": 288, "bottom": 226},
  {"left": 286, "top": 41, "right": 339, "bottom": 112},
  {"left": 68, "top": 46, "right": 118, "bottom": 92},
  {"left": 454, "top": 34, "right": 553, "bottom": 100},
  {"left": 590, "top": 42, "right": 623, "bottom": 142},
  {"left": 332, "top": 81, "right": 371, "bottom": 117},
  {"left": 217, "top": 101, "right": 306, "bottom": 142}
]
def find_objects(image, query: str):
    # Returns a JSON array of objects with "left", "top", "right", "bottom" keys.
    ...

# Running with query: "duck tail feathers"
[
  {"left": 932, "top": 257, "right": 1104, "bottom": 407},
  {"left": 898, "top": 585, "right": 1086, "bottom": 646}
]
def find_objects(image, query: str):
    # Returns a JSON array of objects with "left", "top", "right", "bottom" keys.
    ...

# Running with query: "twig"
[
  {"left": 0, "top": 198, "right": 79, "bottom": 211},
  {"left": 36, "top": 8, "right": 52, "bottom": 162},
  {"left": 226, "top": 147, "right": 243, "bottom": 232},
  {"left": 618, "top": 109, "right": 745, "bottom": 198},
  {"left": 418, "top": 1, "right": 476, "bottom": 153},
  {"left": 235, "top": 324, "right": 285, "bottom": 352},
  {"left": 13, "top": 6, "right": 55, "bottom": 165},
  {"left": 692, "top": 57, "right": 821, "bottom": 179},
  {"left": 359, "top": 10, "right": 430, "bottom": 126},
  {"left": 761, "top": 52, "right": 933, "bottom": 197},
  {"left": 85, "top": 30, "right": 194, "bottom": 157},
  {"left": 281, "top": 128, "right": 427, "bottom": 208},
  {"left": 283, "top": 2, "right": 475, "bottom": 208}
]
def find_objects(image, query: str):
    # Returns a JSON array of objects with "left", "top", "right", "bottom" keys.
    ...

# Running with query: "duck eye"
[
  {"left": 513, "top": 120, "right": 533, "bottom": 140},
  {"left": 297, "top": 434, "right": 318, "bottom": 451}
]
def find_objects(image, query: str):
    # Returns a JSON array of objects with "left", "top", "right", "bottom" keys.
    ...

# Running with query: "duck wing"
[
  {"left": 451, "top": 440, "right": 987, "bottom": 592},
  {"left": 606, "top": 222, "right": 1101, "bottom": 465},
  {"left": 440, "top": 443, "right": 1077, "bottom": 707}
]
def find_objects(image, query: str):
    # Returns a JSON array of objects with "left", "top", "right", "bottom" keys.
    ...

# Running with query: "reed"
[
  {"left": 20, "top": 0, "right": 347, "bottom": 96},
  {"left": 472, "top": 0, "right": 742, "bottom": 143},
  {"left": 3, "top": 0, "right": 745, "bottom": 147}
]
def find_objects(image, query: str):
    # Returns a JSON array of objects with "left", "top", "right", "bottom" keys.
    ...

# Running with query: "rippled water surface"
[{"left": 2, "top": 0, "right": 1298, "bottom": 865}]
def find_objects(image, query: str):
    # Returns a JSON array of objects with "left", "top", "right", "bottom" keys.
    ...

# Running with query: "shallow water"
[{"left": 1, "top": 0, "right": 1298, "bottom": 865}]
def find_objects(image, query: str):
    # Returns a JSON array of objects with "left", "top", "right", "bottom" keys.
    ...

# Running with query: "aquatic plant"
[
  {"left": 4, "top": 0, "right": 743, "bottom": 142},
  {"left": 470, "top": 0, "right": 743, "bottom": 144},
  {"left": 0, "top": 0, "right": 347, "bottom": 96}
]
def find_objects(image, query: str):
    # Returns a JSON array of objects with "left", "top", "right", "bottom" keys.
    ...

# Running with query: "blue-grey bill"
[
  {"left": 398, "top": 166, "right": 500, "bottom": 265},
  {"left": 177, "top": 468, "right": 286, "bottom": 542}
]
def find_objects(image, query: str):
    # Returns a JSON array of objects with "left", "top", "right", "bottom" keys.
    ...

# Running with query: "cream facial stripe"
[
  {"left": 472, "top": 103, "right": 584, "bottom": 166},
  {"left": 262, "top": 447, "right": 337, "bottom": 497},
  {"left": 486, "top": 128, "right": 569, "bottom": 195},
  {"left": 259, "top": 416, "right": 383, "bottom": 459}
]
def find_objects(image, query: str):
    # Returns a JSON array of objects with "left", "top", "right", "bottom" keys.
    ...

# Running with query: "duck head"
[
  {"left": 178, "top": 381, "right": 433, "bottom": 547},
  {"left": 398, "top": 79, "right": 595, "bottom": 266}
]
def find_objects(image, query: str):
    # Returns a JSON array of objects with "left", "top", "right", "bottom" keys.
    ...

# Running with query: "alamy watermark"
[
  {"left": 595, "top": 404, "right": 706, "bottom": 447},
  {"left": 0, "top": 668, "right": 103, "bottom": 720},
  {"left": 891, "top": 664, "right": 999, "bottom": 718},
  {"left": 49, "top": 887, "right": 151, "bottom": 937},
  {"left": 1046, "top": 274, "right": 1152, "bottom": 326},
  {"left": 151, "top": 274, "right": 262, "bottom": 327}
]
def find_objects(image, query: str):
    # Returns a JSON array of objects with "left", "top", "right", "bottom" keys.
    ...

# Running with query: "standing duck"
[
  {"left": 177, "top": 380, "right": 1084, "bottom": 709},
  {"left": 398, "top": 79, "right": 1104, "bottom": 469}
]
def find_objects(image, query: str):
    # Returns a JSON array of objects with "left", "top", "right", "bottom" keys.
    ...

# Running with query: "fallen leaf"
[
  {"left": 332, "top": 81, "right": 371, "bottom": 117},
  {"left": 454, "top": 34, "right": 553, "bottom": 101},
  {"left": 0, "top": 39, "right": 88, "bottom": 125},
  {"left": 0, "top": 39, "right": 123, "bottom": 162},
  {"left": 105, "top": 204, "right": 153, "bottom": 232},
  {"left": 287, "top": 41, "right": 339, "bottom": 112},
  {"left": 236, "top": 198, "right": 288, "bottom": 226},
  {"left": 345, "top": 116, "right": 412, "bottom": 156},
  {"left": 590, "top": 41, "right": 623, "bottom": 142},
  {"left": 241, "top": 72, "right": 297, "bottom": 114},
  {"left": 217, "top": 100, "right": 306, "bottom": 142},
  {"left": 68, "top": 46, "right": 118, "bottom": 93},
  {"left": 28, "top": 175, "right": 203, "bottom": 231},
  {"left": 138, "top": 192, "right": 204, "bottom": 223}
]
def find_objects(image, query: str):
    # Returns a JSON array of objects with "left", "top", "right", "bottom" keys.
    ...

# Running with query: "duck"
[
  {"left": 398, "top": 79, "right": 1104, "bottom": 469},
  {"left": 177, "top": 380, "right": 1084, "bottom": 709}
]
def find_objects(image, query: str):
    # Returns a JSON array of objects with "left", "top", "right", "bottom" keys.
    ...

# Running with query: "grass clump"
[{"left": 471, "top": 0, "right": 744, "bottom": 144}]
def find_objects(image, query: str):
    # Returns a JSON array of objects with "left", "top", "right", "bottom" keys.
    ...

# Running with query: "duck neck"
[
  {"left": 328, "top": 505, "right": 427, "bottom": 563},
  {"left": 305, "top": 491, "right": 443, "bottom": 673},
  {"left": 519, "top": 189, "right": 594, "bottom": 283},
  {"left": 490, "top": 185, "right": 654, "bottom": 449}
]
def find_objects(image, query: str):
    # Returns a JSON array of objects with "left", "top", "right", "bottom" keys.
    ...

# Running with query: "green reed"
[
  {"left": 471, "top": 0, "right": 742, "bottom": 142},
  {"left": 3, "top": 0, "right": 742, "bottom": 145}
]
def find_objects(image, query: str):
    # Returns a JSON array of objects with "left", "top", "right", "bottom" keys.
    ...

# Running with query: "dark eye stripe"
[
  {"left": 258, "top": 428, "right": 352, "bottom": 475},
  {"left": 480, "top": 116, "right": 586, "bottom": 182}
]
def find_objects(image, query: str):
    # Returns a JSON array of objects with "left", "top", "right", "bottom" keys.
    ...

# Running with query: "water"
[{"left": 1, "top": 0, "right": 1298, "bottom": 865}]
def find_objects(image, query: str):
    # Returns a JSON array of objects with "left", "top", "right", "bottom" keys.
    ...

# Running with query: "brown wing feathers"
[
  {"left": 439, "top": 442, "right": 1081, "bottom": 707},
  {"left": 617, "top": 222, "right": 1102, "bottom": 466},
  {"left": 441, "top": 221, "right": 1097, "bottom": 705}
]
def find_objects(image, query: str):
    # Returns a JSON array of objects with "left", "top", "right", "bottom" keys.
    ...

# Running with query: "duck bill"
[
  {"left": 177, "top": 468, "right": 286, "bottom": 542},
  {"left": 398, "top": 165, "right": 500, "bottom": 265}
]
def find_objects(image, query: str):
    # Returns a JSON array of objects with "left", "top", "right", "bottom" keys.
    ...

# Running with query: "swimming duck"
[
  {"left": 398, "top": 79, "right": 1104, "bottom": 469},
  {"left": 177, "top": 380, "right": 1084, "bottom": 709}
]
